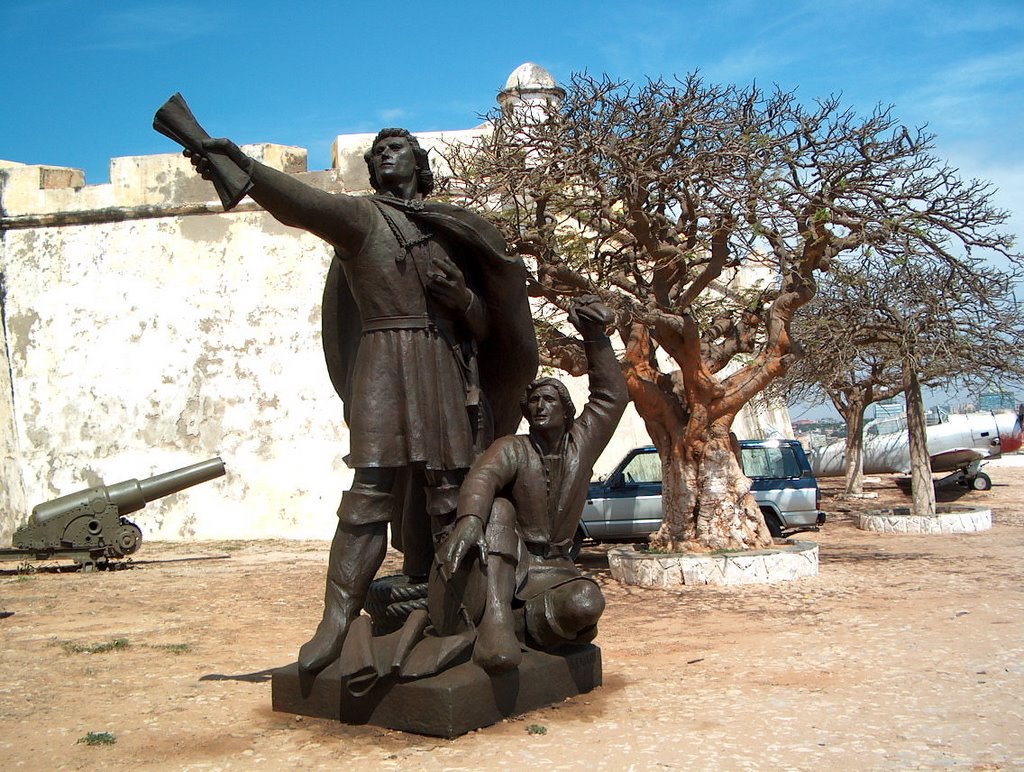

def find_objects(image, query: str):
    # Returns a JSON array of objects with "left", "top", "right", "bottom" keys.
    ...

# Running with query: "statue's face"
[
  {"left": 370, "top": 135, "right": 417, "bottom": 187},
  {"left": 526, "top": 385, "right": 565, "bottom": 433}
]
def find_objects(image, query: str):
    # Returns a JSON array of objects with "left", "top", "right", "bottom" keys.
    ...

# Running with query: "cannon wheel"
[{"left": 110, "top": 522, "right": 143, "bottom": 557}]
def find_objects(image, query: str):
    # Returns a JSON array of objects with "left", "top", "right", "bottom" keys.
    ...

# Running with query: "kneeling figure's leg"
[{"left": 473, "top": 497, "right": 523, "bottom": 673}]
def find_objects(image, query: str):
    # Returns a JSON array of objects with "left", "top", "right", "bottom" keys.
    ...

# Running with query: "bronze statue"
[
  {"left": 158, "top": 96, "right": 537, "bottom": 675},
  {"left": 437, "top": 296, "right": 628, "bottom": 673}
]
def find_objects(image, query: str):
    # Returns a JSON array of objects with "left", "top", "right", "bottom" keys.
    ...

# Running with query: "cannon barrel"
[
  {"left": 107, "top": 457, "right": 226, "bottom": 514},
  {"left": 29, "top": 457, "right": 226, "bottom": 525}
]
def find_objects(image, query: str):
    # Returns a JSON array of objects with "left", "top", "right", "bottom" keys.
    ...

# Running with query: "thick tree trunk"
[
  {"left": 620, "top": 322, "right": 774, "bottom": 553},
  {"left": 652, "top": 415, "right": 772, "bottom": 553},
  {"left": 843, "top": 403, "right": 867, "bottom": 495},
  {"left": 903, "top": 361, "right": 936, "bottom": 516}
]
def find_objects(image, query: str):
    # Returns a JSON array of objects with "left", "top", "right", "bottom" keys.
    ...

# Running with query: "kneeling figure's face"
[{"left": 526, "top": 385, "right": 565, "bottom": 432}]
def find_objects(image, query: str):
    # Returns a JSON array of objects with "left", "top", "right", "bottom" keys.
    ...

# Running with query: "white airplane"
[{"left": 809, "top": 408, "right": 1023, "bottom": 491}]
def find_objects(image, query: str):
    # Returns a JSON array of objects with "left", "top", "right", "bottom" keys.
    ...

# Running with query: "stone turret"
[{"left": 497, "top": 62, "right": 565, "bottom": 116}]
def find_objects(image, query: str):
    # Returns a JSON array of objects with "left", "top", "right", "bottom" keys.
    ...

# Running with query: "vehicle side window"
[
  {"left": 621, "top": 452, "right": 662, "bottom": 484},
  {"left": 776, "top": 447, "right": 801, "bottom": 477},
  {"left": 741, "top": 446, "right": 801, "bottom": 478}
]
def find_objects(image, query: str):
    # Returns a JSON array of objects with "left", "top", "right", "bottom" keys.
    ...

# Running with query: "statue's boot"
[
  {"left": 297, "top": 490, "right": 390, "bottom": 674},
  {"left": 525, "top": 580, "right": 605, "bottom": 648},
  {"left": 298, "top": 570, "right": 362, "bottom": 674},
  {"left": 472, "top": 500, "right": 522, "bottom": 673},
  {"left": 472, "top": 555, "right": 522, "bottom": 673}
]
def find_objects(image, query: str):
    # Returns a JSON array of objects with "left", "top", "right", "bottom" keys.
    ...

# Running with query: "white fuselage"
[{"left": 810, "top": 410, "right": 1023, "bottom": 478}]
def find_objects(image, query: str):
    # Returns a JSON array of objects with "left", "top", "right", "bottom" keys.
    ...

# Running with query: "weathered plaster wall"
[
  {"left": 0, "top": 147, "right": 360, "bottom": 541},
  {"left": 0, "top": 287, "right": 27, "bottom": 545}
]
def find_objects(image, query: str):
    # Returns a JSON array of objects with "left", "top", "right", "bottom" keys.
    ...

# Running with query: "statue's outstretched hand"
[
  {"left": 567, "top": 294, "right": 614, "bottom": 332},
  {"left": 183, "top": 138, "right": 249, "bottom": 180},
  {"left": 438, "top": 515, "right": 488, "bottom": 582}
]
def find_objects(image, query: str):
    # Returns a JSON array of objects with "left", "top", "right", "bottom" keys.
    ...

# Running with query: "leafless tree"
[
  {"left": 783, "top": 251, "right": 1024, "bottom": 504},
  {"left": 781, "top": 269, "right": 917, "bottom": 496},
  {"left": 868, "top": 255, "right": 1019, "bottom": 514},
  {"left": 442, "top": 72, "right": 1018, "bottom": 550}
]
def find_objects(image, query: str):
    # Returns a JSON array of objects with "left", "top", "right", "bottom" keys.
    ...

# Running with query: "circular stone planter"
[
  {"left": 607, "top": 540, "right": 819, "bottom": 588},
  {"left": 858, "top": 505, "right": 991, "bottom": 534}
]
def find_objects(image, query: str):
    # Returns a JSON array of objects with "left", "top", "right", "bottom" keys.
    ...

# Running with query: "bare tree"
[
  {"left": 443, "top": 72, "right": 1018, "bottom": 550},
  {"left": 784, "top": 251, "right": 1024, "bottom": 510},
  {"left": 782, "top": 270, "right": 912, "bottom": 496}
]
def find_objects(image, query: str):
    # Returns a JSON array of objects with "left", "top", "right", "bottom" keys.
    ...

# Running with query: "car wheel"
[
  {"left": 763, "top": 510, "right": 784, "bottom": 538},
  {"left": 568, "top": 528, "right": 585, "bottom": 562},
  {"left": 970, "top": 473, "right": 992, "bottom": 491}
]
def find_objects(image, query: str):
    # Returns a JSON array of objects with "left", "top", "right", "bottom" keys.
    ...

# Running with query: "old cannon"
[{"left": 4, "top": 457, "right": 225, "bottom": 569}]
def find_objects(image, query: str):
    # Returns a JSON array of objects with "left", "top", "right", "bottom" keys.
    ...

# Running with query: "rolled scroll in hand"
[{"left": 153, "top": 93, "right": 253, "bottom": 210}]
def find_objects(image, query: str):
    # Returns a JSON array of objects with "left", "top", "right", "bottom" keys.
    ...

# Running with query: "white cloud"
[
  {"left": 377, "top": 108, "right": 408, "bottom": 125},
  {"left": 84, "top": 5, "right": 232, "bottom": 50}
]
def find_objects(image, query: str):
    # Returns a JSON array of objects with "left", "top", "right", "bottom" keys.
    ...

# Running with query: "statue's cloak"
[{"left": 321, "top": 197, "right": 537, "bottom": 442}]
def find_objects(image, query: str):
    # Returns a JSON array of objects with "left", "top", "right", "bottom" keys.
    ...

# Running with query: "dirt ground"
[{"left": 2, "top": 458, "right": 1023, "bottom": 770}]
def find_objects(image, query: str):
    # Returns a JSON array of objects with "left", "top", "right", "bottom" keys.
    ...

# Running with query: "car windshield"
[{"left": 740, "top": 445, "right": 802, "bottom": 478}]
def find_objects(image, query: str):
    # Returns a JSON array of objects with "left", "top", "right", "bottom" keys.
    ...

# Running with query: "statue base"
[{"left": 271, "top": 644, "right": 602, "bottom": 738}]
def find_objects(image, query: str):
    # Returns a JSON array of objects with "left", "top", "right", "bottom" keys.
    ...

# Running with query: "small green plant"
[
  {"left": 77, "top": 731, "right": 116, "bottom": 746},
  {"left": 61, "top": 638, "right": 130, "bottom": 654},
  {"left": 526, "top": 724, "right": 547, "bottom": 735},
  {"left": 150, "top": 643, "right": 191, "bottom": 655}
]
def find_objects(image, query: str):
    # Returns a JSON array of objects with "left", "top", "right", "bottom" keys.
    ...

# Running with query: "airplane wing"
[{"left": 929, "top": 448, "right": 985, "bottom": 472}]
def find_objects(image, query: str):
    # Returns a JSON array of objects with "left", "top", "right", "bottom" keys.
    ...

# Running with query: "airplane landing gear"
[{"left": 969, "top": 472, "right": 992, "bottom": 491}]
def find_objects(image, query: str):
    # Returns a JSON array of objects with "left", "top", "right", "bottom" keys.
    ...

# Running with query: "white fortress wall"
[{"left": 0, "top": 146, "right": 359, "bottom": 543}]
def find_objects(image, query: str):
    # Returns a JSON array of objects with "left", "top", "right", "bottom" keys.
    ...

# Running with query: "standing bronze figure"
[{"left": 157, "top": 96, "right": 537, "bottom": 675}]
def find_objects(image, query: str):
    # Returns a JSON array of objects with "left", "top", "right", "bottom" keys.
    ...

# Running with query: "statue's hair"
[
  {"left": 364, "top": 128, "right": 434, "bottom": 196},
  {"left": 521, "top": 377, "right": 576, "bottom": 431}
]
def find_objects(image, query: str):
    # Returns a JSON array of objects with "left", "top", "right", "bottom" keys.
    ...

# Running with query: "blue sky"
[{"left": 3, "top": 0, "right": 1022, "bottom": 416}]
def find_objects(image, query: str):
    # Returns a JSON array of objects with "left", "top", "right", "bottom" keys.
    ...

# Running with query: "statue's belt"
[
  {"left": 359, "top": 315, "right": 479, "bottom": 412},
  {"left": 361, "top": 314, "right": 433, "bottom": 333}
]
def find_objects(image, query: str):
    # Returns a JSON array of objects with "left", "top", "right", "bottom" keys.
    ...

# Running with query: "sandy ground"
[{"left": 2, "top": 458, "right": 1023, "bottom": 770}]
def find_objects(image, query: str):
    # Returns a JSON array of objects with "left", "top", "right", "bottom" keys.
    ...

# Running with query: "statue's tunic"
[
  {"left": 337, "top": 206, "right": 477, "bottom": 471},
  {"left": 239, "top": 163, "right": 536, "bottom": 474}
]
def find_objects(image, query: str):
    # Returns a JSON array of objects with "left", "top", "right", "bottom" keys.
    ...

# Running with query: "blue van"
[{"left": 575, "top": 440, "right": 825, "bottom": 557}]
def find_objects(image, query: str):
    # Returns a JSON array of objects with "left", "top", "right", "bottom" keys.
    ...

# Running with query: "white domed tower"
[{"left": 497, "top": 62, "right": 565, "bottom": 119}]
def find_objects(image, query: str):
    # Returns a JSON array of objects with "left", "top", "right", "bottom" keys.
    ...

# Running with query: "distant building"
[{"left": 979, "top": 391, "right": 1018, "bottom": 411}]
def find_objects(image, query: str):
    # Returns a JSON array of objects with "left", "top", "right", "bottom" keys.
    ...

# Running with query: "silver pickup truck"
[{"left": 574, "top": 440, "right": 826, "bottom": 558}]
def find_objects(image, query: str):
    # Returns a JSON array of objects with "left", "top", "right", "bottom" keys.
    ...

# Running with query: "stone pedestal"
[
  {"left": 858, "top": 506, "right": 992, "bottom": 534},
  {"left": 608, "top": 540, "right": 819, "bottom": 588},
  {"left": 271, "top": 644, "right": 602, "bottom": 738}
]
